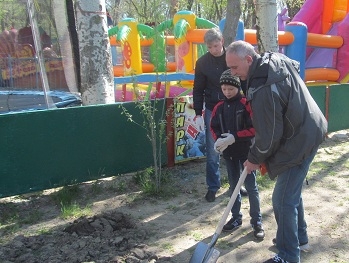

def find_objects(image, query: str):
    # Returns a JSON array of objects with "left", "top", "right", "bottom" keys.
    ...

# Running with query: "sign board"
[{"left": 174, "top": 96, "right": 206, "bottom": 163}]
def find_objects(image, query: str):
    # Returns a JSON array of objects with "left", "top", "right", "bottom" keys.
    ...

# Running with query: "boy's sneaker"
[
  {"left": 263, "top": 254, "right": 292, "bottom": 263},
  {"left": 272, "top": 238, "right": 310, "bottom": 251},
  {"left": 252, "top": 222, "right": 265, "bottom": 239},
  {"left": 222, "top": 218, "right": 242, "bottom": 232}
]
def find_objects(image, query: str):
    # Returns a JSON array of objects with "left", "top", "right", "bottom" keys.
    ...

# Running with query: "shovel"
[{"left": 189, "top": 167, "right": 248, "bottom": 263}]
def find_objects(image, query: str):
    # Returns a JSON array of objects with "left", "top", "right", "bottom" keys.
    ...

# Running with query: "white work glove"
[
  {"left": 194, "top": 115, "right": 205, "bottom": 131},
  {"left": 214, "top": 138, "right": 226, "bottom": 153},
  {"left": 214, "top": 133, "right": 235, "bottom": 153},
  {"left": 221, "top": 133, "right": 235, "bottom": 144}
]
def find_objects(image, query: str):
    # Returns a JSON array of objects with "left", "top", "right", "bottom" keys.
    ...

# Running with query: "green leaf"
[
  {"left": 145, "top": 83, "right": 152, "bottom": 101},
  {"left": 155, "top": 20, "right": 173, "bottom": 33},
  {"left": 174, "top": 19, "right": 190, "bottom": 39},
  {"left": 137, "top": 24, "right": 154, "bottom": 39},
  {"left": 175, "top": 89, "right": 192, "bottom": 97},
  {"left": 108, "top": 26, "right": 119, "bottom": 37},
  {"left": 117, "top": 25, "right": 131, "bottom": 42},
  {"left": 195, "top": 18, "right": 217, "bottom": 29}
]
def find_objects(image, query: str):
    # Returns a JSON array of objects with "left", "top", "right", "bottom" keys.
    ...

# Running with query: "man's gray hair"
[
  {"left": 204, "top": 27, "right": 223, "bottom": 44},
  {"left": 226, "top": 40, "right": 257, "bottom": 58}
]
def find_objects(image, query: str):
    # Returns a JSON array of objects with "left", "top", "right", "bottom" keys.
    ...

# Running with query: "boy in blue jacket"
[{"left": 210, "top": 69, "right": 264, "bottom": 239}]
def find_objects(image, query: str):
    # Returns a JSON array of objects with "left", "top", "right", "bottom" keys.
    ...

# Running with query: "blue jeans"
[
  {"left": 204, "top": 109, "right": 220, "bottom": 192},
  {"left": 273, "top": 147, "right": 318, "bottom": 263},
  {"left": 110, "top": 46, "right": 118, "bottom": 66},
  {"left": 225, "top": 158, "right": 262, "bottom": 225}
]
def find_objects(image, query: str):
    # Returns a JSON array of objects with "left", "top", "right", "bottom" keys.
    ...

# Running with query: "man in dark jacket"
[
  {"left": 193, "top": 27, "right": 228, "bottom": 202},
  {"left": 225, "top": 40, "right": 328, "bottom": 263}
]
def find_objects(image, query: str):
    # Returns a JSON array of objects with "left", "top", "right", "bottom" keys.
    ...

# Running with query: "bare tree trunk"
[
  {"left": 75, "top": 0, "right": 114, "bottom": 105},
  {"left": 169, "top": 0, "right": 178, "bottom": 18},
  {"left": 112, "top": 0, "right": 122, "bottom": 24},
  {"left": 66, "top": 0, "right": 81, "bottom": 90},
  {"left": 53, "top": 0, "right": 78, "bottom": 93},
  {"left": 187, "top": 0, "right": 194, "bottom": 11},
  {"left": 242, "top": 0, "right": 256, "bottom": 29},
  {"left": 222, "top": 0, "right": 241, "bottom": 48},
  {"left": 255, "top": 0, "right": 278, "bottom": 53}
]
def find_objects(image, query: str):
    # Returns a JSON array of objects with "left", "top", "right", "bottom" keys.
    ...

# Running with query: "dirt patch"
[{"left": 0, "top": 130, "right": 349, "bottom": 263}]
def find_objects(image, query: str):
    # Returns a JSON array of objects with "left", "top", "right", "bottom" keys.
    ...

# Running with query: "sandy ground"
[{"left": 0, "top": 130, "right": 348, "bottom": 263}]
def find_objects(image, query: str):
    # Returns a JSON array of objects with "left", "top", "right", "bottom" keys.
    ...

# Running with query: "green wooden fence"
[
  {"left": 1, "top": 84, "right": 349, "bottom": 198},
  {"left": 0, "top": 101, "right": 167, "bottom": 198}
]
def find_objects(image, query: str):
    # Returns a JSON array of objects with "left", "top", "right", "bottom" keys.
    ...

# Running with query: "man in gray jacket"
[{"left": 225, "top": 40, "right": 327, "bottom": 263}]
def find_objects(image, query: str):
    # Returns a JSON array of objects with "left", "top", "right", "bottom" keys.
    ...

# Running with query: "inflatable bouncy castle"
[
  {"left": 0, "top": 26, "right": 69, "bottom": 90},
  {"left": 109, "top": 11, "right": 219, "bottom": 101},
  {"left": 293, "top": 0, "right": 349, "bottom": 83}
]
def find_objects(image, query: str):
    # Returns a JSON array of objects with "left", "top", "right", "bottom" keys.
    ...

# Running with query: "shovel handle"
[{"left": 215, "top": 167, "right": 248, "bottom": 235}]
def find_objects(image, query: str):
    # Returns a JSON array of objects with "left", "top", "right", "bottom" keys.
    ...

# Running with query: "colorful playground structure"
[
  {"left": 294, "top": 0, "right": 349, "bottom": 84},
  {"left": 109, "top": 11, "right": 216, "bottom": 101},
  {"left": 110, "top": 0, "right": 349, "bottom": 101}
]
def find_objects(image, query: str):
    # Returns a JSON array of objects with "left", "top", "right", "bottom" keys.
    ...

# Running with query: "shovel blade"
[{"left": 189, "top": 241, "right": 220, "bottom": 263}]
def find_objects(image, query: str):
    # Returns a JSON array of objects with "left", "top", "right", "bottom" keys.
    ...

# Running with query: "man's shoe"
[
  {"left": 252, "top": 222, "right": 265, "bottom": 239},
  {"left": 240, "top": 186, "right": 248, "bottom": 196},
  {"left": 205, "top": 190, "right": 216, "bottom": 202},
  {"left": 272, "top": 238, "right": 310, "bottom": 251},
  {"left": 299, "top": 241, "right": 310, "bottom": 251},
  {"left": 263, "top": 254, "right": 291, "bottom": 263},
  {"left": 222, "top": 218, "right": 242, "bottom": 232}
]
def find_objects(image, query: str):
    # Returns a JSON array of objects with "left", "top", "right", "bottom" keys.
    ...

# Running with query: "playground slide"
[{"left": 292, "top": 0, "right": 349, "bottom": 82}]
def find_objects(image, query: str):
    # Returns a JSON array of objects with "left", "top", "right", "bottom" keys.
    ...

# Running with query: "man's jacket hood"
[{"left": 246, "top": 52, "right": 300, "bottom": 101}]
